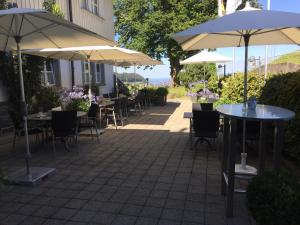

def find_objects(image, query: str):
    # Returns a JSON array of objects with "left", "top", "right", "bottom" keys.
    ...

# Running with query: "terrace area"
[{"left": 0, "top": 99, "right": 253, "bottom": 225}]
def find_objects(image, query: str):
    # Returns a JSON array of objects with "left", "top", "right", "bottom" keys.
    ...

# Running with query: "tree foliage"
[
  {"left": 42, "top": 0, "right": 64, "bottom": 18},
  {"left": 114, "top": 0, "right": 218, "bottom": 85},
  {"left": 217, "top": 72, "right": 265, "bottom": 105},
  {"left": 177, "top": 63, "right": 216, "bottom": 88}
]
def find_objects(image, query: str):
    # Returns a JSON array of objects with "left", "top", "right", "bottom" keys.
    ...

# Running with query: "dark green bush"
[
  {"left": 247, "top": 172, "right": 300, "bottom": 225},
  {"left": 155, "top": 87, "right": 169, "bottom": 97},
  {"left": 259, "top": 72, "right": 300, "bottom": 166},
  {"left": 84, "top": 84, "right": 99, "bottom": 96},
  {"left": 35, "top": 86, "right": 60, "bottom": 111}
]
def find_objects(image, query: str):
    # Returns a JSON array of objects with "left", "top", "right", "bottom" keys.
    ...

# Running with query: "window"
[
  {"left": 82, "top": 61, "right": 90, "bottom": 84},
  {"left": 95, "top": 63, "right": 105, "bottom": 85},
  {"left": 83, "top": 0, "right": 99, "bottom": 16},
  {"left": 42, "top": 61, "right": 55, "bottom": 86},
  {"left": 82, "top": 62, "right": 105, "bottom": 85}
]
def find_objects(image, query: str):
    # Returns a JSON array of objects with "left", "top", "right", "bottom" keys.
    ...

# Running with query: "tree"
[
  {"left": 114, "top": 0, "right": 218, "bottom": 86},
  {"left": 177, "top": 64, "right": 216, "bottom": 88}
]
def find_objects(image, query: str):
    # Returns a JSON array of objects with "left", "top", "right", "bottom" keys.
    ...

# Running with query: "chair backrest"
[
  {"left": 88, "top": 103, "right": 99, "bottom": 118},
  {"left": 102, "top": 93, "right": 109, "bottom": 98},
  {"left": 200, "top": 103, "right": 213, "bottom": 111},
  {"left": 114, "top": 98, "right": 122, "bottom": 112},
  {"left": 8, "top": 110, "right": 23, "bottom": 130},
  {"left": 51, "top": 111, "right": 77, "bottom": 135},
  {"left": 192, "top": 110, "right": 220, "bottom": 134}
]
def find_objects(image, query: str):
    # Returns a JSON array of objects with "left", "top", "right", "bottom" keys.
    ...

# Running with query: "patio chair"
[
  {"left": 192, "top": 110, "right": 220, "bottom": 150},
  {"left": 128, "top": 91, "right": 144, "bottom": 114},
  {"left": 79, "top": 103, "right": 100, "bottom": 143},
  {"left": 8, "top": 110, "right": 43, "bottom": 151},
  {"left": 105, "top": 98, "right": 125, "bottom": 129},
  {"left": 51, "top": 110, "right": 78, "bottom": 152},
  {"left": 200, "top": 103, "right": 213, "bottom": 111}
]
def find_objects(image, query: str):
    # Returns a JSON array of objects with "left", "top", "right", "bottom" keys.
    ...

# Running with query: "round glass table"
[{"left": 216, "top": 104, "right": 295, "bottom": 217}]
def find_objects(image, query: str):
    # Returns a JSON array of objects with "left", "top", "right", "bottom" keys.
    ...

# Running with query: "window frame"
[{"left": 42, "top": 60, "right": 55, "bottom": 86}]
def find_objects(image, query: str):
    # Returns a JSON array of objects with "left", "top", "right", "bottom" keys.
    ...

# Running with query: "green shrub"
[
  {"left": 35, "top": 86, "right": 60, "bottom": 111},
  {"left": 259, "top": 72, "right": 300, "bottom": 165},
  {"left": 155, "top": 87, "right": 168, "bottom": 97},
  {"left": 84, "top": 84, "right": 99, "bottom": 96},
  {"left": 66, "top": 99, "right": 89, "bottom": 112},
  {"left": 247, "top": 172, "right": 300, "bottom": 225},
  {"left": 217, "top": 72, "right": 265, "bottom": 104}
]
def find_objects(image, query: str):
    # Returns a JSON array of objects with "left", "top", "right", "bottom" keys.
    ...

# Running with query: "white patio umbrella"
[
  {"left": 173, "top": 2, "right": 300, "bottom": 172},
  {"left": 0, "top": 8, "right": 113, "bottom": 185},
  {"left": 173, "top": 2, "right": 300, "bottom": 103},
  {"left": 180, "top": 50, "right": 232, "bottom": 89},
  {"left": 24, "top": 46, "right": 162, "bottom": 99}
]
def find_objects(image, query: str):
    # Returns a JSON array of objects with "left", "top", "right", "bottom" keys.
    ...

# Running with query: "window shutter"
[
  {"left": 82, "top": 62, "right": 86, "bottom": 84},
  {"left": 52, "top": 60, "right": 61, "bottom": 87},
  {"left": 101, "top": 64, "right": 105, "bottom": 85}
]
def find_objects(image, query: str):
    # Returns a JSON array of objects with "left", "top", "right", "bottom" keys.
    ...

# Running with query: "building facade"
[{"left": 1, "top": 0, "right": 115, "bottom": 100}]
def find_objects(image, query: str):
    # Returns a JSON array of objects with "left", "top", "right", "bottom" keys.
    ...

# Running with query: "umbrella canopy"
[
  {"left": 0, "top": 8, "right": 113, "bottom": 50},
  {"left": 0, "top": 8, "right": 114, "bottom": 184},
  {"left": 173, "top": 2, "right": 300, "bottom": 103},
  {"left": 23, "top": 46, "right": 151, "bottom": 62},
  {"left": 174, "top": 5, "right": 300, "bottom": 50},
  {"left": 180, "top": 51, "right": 232, "bottom": 64},
  {"left": 24, "top": 46, "right": 162, "bottom": 99}
]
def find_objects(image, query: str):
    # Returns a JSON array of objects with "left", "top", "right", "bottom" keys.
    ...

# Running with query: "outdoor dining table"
[
  {"left": 216, "top": 103, "right": 295, "bottom": 217},
  {"left": 27, "top": 111, "right": 87, "bottom": 121}
]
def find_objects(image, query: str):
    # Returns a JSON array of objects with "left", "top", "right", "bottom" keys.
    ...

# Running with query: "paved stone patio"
[{"left": 0, "top": 99, "right": 255, "bottom": 225}]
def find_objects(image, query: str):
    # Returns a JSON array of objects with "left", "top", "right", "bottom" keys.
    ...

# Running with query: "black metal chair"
[
  {"left": 192, "top": 110, "right": 220, "bottom": 150},
  {"left": 79, "top": 103, "right": 100, "bottom": 143},
  {"left": 9, "top": 110, "right": 43, "bottom": 151},
  {"left": 105, "top": 98, "right": 125, "bottom": 129},
  {"left": 200, "top": 103, "right": 213, "bottom": 111},
  {"left": 51, "top": 110, "right": 78, "bottom": 152}
]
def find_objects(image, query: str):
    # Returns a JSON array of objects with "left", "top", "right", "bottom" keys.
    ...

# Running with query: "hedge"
[
  {"left": 259, "top": 72, "right": 300, "bottom": 166},
  {"left": 247, "top": 172, "right": 300, "bottom": 225}
]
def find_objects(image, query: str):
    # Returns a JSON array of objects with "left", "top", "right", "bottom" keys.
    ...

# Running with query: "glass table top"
[{"left": 216, "top": 104, "right": 295, "bottom": 121}]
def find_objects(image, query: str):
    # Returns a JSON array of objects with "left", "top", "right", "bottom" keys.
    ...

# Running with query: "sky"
[{"left": 118, "top": 0, "right": 300, "bottom": 81}]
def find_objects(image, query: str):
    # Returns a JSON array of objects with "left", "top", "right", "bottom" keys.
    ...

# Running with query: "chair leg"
[
  {"left": 52, "top": 135, "right": 56, "bottom": 153},
  {"left": 113, "top": 111, "right": 117, "bottom": 130},
  {"left": 12, "top": 133, "right": 17, "bottom": 152},
  {"left": 94, "top": 120, "right": 100, "bottom": 143}
]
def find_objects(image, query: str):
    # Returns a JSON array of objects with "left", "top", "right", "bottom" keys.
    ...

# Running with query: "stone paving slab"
[{"left": 0, "top": 99, "right": 255, "bottom": 225}]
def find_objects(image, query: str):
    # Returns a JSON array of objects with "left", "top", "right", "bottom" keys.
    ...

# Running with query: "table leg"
[
  {"left": 273, "top": 120, "right": 284, "bottom": 172},
  {"left": 221, "top": 117, "right": 229, "bottom": 196},
  {"left": 226, "top": 118, "right": 237, "bottom": 218},
  {"left": 258, "top": 121, "right": 267, "bottom": 173},
  {"left": 190, "top": 118, "right": 193, "bottom": 150}
]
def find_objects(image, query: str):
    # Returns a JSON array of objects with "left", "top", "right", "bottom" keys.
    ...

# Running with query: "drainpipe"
[{"left": 68, "top": 0, "right": 75, "bottom": 87}]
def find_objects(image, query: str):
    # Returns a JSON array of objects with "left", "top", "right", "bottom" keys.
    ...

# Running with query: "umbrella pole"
[
  {"left": 203, "top": 63, "right": 206, "bottom": 90},
  {"left": 134, "top": 63, "right": 136, "bottom": 84},
  {"left": 16, "top": 39, "right": 31, "bottom": 177},
  {"left": 242, "top": 34, "right": 251, "bottom": 169},
  {"left": 87, "top": 57, "right": 92, "bottom": 105},
  {"left": 115, "top": 61, "right": 119, "bottom": 97}
]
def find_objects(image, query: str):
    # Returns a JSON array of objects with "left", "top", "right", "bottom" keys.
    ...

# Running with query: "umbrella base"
[
  {"left": 5, "top": 167, "right": 56, "bottom": 186},
  {"left": 235, "top": 164, "right": 257, "bottom": 176}
]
